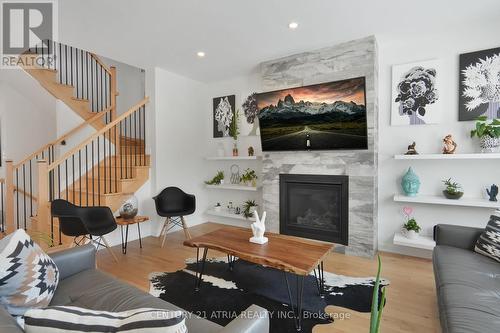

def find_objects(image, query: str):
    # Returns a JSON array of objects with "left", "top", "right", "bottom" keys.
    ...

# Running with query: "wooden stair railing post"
[
  {"left": 110, "top": 66, "right": 120, "bottom": 155},
  {"left": 36, "top": 160, "right": 51, "bottom": 235},
  {"left": 4, "top": 160, "right": 15, "bottom": 233}
]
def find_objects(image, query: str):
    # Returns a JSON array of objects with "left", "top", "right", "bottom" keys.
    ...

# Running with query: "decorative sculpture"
[
  {"left": 442, "top": 134, "right": 457, "bottom": 154},
  {"left": 405, "top": 142, "right": 419, "bottom": 155},
  {"left": 250, "top": 211, "right": 268, "bottom": 244},
  {"left": 401, "top": 167, "right": 420, "bottom": 197},
  {"left": 487, "top": 184, "right": 498, "bottom": 202}
]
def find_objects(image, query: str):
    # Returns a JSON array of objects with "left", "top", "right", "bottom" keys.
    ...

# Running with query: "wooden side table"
[{"left": 115, "top": 216, "right": 149, "bottom": 254}]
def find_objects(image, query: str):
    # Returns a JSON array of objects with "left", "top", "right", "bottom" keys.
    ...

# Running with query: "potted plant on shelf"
[
  {"left": 442, "top": 178, "right": 464, "bottom": 199},
  {"left": 470, "top": 116, "right": 500, "bottom": 153},
  {"left": 243, "top": 200, "right": 258, "bottom": 219},
  {"left": 240, "top": 168, "right": 258, "bottom": 187},
  {"left": 205, "top": 171, "right": 225, "bottom": 185},
  {"left": 229, "top": 109, "right": 240, "bottom": 156},
  {"left": 403, "top": 218, "right": 421, "bottom": 239}
]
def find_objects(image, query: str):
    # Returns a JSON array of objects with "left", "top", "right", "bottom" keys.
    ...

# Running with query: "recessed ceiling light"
[
  {"left": 197, "top": 51, "right": 206, "bottom": 58},
  {"left": 288, "top": 22, "right": 299, "bottom": 30}
]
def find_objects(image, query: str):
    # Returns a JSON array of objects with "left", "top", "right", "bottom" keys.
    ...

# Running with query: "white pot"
[
  {"left": 480, "top": 136, "right": 500, "bottom": 153},
  {"left": 406, "top": 230, "right": 419, "bottom": 239},
  {"left": 214, "top": 206, "right": 222, "bottom": 212}
]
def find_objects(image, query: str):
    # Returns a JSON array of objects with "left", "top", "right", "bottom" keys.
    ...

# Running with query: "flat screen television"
[{"left": 256, "top": 77, "right": 368, "bottom": 151}]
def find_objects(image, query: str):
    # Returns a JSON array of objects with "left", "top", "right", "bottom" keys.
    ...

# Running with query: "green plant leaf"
[
  {"left": 375, "top": 287, "right": 387, "bottom": 333},
  {"left": 370, "top": 255, "right": 382, "bottom": 333},
  {"left": 477, "top": 116, "right": 488, "bottom": 121}
]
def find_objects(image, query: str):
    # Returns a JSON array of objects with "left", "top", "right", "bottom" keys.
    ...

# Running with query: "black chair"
[
  {"left": 51, "top": 199, "right": 118, "bottom": 262},
  {"left": 153, "top": 187, "right": 195, "bottom": 247}
]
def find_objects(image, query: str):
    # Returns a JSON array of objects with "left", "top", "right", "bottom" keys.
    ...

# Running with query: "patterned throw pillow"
[
  {"left": 23, "top": 306, "right": 187, "bottom": 333},
  {"left": 0, "top": 229, "right": 59, "bottom": 316},
  {"left": 475, "top": 214, "right": 500, "bottom": 262}
]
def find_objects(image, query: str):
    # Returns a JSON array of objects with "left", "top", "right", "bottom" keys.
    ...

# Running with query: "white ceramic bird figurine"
[{"left": 250, "top": 210, "right": 268, "bottom": 244}]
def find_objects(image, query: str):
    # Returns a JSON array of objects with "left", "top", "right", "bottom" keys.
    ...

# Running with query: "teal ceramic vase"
[{"left": 401, "top": 167, "right": 420, "bottom": 197}]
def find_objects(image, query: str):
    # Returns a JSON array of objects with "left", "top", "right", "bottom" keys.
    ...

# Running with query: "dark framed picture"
[
  {"left": 213, "top": 95, "right": 236, "bottom": 138},
  {"left": 459, "top": 47, "right": 500, "bottom": 121}
]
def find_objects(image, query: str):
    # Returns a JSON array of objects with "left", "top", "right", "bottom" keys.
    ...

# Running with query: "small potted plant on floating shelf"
[
  {"left": 442, "top": 178, "right": 464, "bottom": 200},
  {"left": 240, "top": 168, "right": 258, "bottom": 187},
  {"left": 470, "top": 116, "right": 500, "bottom": 153},
  {"left": 205, "top": 171, "right": 225, "bottom": 185},
  {"left": 403, "top": 218, "right": 421, "bottom": 240},
  {"left": 243, "top": 200, "right": 258, "bottom": 219}
]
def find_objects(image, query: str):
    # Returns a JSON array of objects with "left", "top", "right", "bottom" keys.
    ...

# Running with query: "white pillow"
[
  {"left": 23, "top": 306, "right": 187, "bottom": 333},
  {"left": 0, "top": 229, "right": 59, "bottom": 316}
]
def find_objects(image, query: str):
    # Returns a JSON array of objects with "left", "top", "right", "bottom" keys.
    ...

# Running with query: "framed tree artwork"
[
  {"left": 213, "top": 95, "right": 236, "bottom": 138},
  {"left": 459, "top": 47, "right": 500, "bottom": 121},
  {"left": 241, "top": 93, "right": 260, "bottom": 136},
  {"left": 391, "top": 59, "right": 441, "bottom": 126}
]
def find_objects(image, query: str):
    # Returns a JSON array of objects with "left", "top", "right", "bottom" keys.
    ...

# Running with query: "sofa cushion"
[
  {"left": 475, "top": 214, "right": 500, "bottom": 262},
  {"left": 433, "top": 245, "right": 500, "bottom": 333},
  {"left": 23, "top": 306, "right": 186, "bottom": 333},
  {"left": 51, "top": 269, "right": 222, "bottom": 333},
  {"left": 0, "top": 229, "right": 59, "bottom": 316}
]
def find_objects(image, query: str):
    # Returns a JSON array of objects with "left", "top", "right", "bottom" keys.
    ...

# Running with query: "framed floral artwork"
[
  {"left": 459, "top": 47, "right": 500, "bottom": 121},
  {"left": 391, "top": 59, "right": 442, "bottom": 126},
  {"left": 213, "top": 95, "right": 235, "bottom": 138}
]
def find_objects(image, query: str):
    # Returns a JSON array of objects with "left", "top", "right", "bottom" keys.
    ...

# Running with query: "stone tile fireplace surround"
[{"left": 260, "top": 36, "right": 378, "bottom": 257}]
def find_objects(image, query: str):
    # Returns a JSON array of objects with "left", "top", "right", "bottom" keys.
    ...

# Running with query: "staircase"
[{"left": 0, "top": 40, "right": 150, "bottom": 249}]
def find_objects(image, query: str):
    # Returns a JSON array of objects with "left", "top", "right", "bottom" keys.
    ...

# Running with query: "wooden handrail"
[
  {"left": 48, "top": 97, "right": 149, "bottom": 171},
  {"left": 14, "top": 107, "right": 112, "bottom": 169},
  {"left": 90, "top": 53, "right": 112, "bottom": 75},
  {"left": 13, "top": 186, "right": 38, "bottom": 202},
  {"left": 0, "top": 178, "right": 4, "bottom": 184}
]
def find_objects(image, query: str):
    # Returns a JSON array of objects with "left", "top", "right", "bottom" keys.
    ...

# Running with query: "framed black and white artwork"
[
  {"left": 391, "top": 59, "right": 442, "bottom": 126},
  {"left": 213, "top": 95, "right": 235, "bottom": 138},
  {"left": 459, "top": 47, "right": 500, "bottom": 121},
  {"left": 240, "top": 93, "right": 260, "bottom": 136}
]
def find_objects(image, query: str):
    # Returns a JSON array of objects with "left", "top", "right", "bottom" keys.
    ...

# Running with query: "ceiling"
[{"left": 58, "top": 0, "right": 500, "bottom": 82}]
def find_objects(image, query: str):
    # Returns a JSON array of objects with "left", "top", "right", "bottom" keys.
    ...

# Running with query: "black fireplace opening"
[{"left": 279, "top": 174, "right": 348, "bottom": 245}]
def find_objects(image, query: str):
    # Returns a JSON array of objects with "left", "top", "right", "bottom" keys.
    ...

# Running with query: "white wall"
[
  {"left": 377, "top": 23, "right": 500, "bottom": 257},
  {"left": 0, "top": 71, "right": 57, "bottom": 165},
  {"left": 151, "top": 67, "right": 209, "bottom": 234}
]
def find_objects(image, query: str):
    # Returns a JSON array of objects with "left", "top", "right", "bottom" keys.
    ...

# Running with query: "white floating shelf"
[
  {"left": 205, "top": 156, "right": 262, "bottom": 161},
  {"left": 205, "top": 184, "right": 261, "bottom": 191},
  {"left": 205, "top": 209, "right": 255, "bottom": 222},
  {"left": 393, "top": 194, "right": 500, "bottom": 209},
  {"left": 393, "top": 232, "right": 436, "bottom": 250},
  {"left": 394, "top": 153, "right": 500, "bottom": 160}
]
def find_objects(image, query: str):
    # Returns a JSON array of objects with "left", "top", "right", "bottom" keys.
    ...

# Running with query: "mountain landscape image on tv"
[{"left": 257, "top": 77, "right": 368, "bottom": 151}]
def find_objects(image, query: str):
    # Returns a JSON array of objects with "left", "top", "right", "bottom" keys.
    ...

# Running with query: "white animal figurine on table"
[{"left": 249, "top": 210, "right": 268, "bottom": 244}]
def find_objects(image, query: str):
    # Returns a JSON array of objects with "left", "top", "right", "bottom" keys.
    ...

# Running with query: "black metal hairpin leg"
[
  {"left": 313, "top": 261, "right": 325, "bottom": 298},
  {"left": 120, "top": 225, "right": 130, "bottom": 254},
  {"left": 227, "top": 254, "right": 236, "bottom": 271},
  {"left": 137, "top": 223, "right": 142, "bottom": 249},
  {"left": 284, "top": 272, "right": 305, "bottom": 331},
  {"left": 195, "top": 247, "right": 208, "bottom": 292}
]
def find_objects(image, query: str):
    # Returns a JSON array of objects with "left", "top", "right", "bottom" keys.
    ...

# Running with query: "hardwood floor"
[{"left": 98, "top": 222, "right": 441, "bottom": 333}]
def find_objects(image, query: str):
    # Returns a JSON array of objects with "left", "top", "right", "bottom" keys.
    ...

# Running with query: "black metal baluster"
[
  {"left": 95, "top": 59, "right": 99, "bottom": 112},
  {"left": 91, "top": 141, "right": 95, "bottom": 206},
  {"left": 108, "top": 126, "right": 112, "bottom": 193},
  {"left": 1, "top": 182, "right": 4, "bottom": 232},
  {"left": 138, "top": 107, "right": 143, "bottom": 166},
  {"left": 72, "top": 155, "right": 75, "bottom": 204},
  {"left": 86, "top": 52, "right": 89, "bottom": 101},
  {"left": 75, "top": 48, "right": 79, "bottom": 98},
  {"left": 65, "top": 160, "right": 68, "bottom": 200},
  {"left": 58, "top": 43, "right": 62, "bottom": 82},
  {"left": 29, "top": 160, "right": 33, "bottom": 216},
  {"left": 100, "top": 65, "right": 103, "bottom": 112},
  {"left": 103, "top": 119, "right": 107, "bottom": 194},
  {"left": 15, "top": 169, "right": 19, "bottom": 229},
  {"left": 85, "top": 145, "right": 89, "bottom": 206},
  {"left": 120, "top": 121, "right": 123, "bottom": 180},
  {"left": 143, "top": 106, "right": 146, "bottom": 166},
  {"left": 70, "top": 46, "right": 73, "bottom": 87},
  {"left": 64, "top": 44, "right": 68, "bottom": 85},
  {"left": 79, "top": 150, "right": 82, "bottom": 205},
  {"left": 22, "top": 164, "right": 26, "bottom": 229},
  {"left": 57, "top": 165, "right": 61, "bottom": 200},
  {"left": 114, "top": 124, "right": 118, "bottom": 192},
  {"left": 97, "top": 136, "right": 101, "bottom": 205},
  {"left": 134, "top": 110, "right": 137, "bottom": 166},
  {"left": 90, "top": 57, "right": 94, "bottom": 112}
]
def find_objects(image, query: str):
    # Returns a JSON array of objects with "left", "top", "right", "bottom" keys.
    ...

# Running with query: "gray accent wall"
[{"left": 259, "top": 36, "right": 379, "bottom": 257}]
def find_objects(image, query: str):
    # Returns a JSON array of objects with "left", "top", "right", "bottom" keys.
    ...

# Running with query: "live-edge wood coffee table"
[{"left": 184, "top": 226, "right": 334, "bottom": 331}]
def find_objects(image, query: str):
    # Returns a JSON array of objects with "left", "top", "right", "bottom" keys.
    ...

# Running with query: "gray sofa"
[
  {"left": 0, "top": 245, "right": 269, "bottom": 333},
  {"left": 433, "top": 224, "right": 500, "bottom": 333}
]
